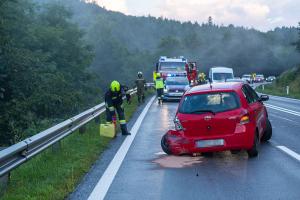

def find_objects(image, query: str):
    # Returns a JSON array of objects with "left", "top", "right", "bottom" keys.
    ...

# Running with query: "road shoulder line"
[
  {"left": 276, "top": 146, "right": 300, "bottom": 162},
  {"left": 87, "top": 96, "right": 156, "bottom": 200},
  {"left": 265, "top": 103, "right": 300, "bottom": 117}
]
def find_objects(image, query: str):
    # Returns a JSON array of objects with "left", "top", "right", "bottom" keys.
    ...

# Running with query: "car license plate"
[
  {"left": 196, "top": 139, "right": 224, "bottom": 148},
  {"left": 169, "top": 92, "right": 183, "bottom": 96}
]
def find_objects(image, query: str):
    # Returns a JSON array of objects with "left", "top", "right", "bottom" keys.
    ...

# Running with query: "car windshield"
[
  {"left": 213, "top": 73, "right": 233, "bottom": 81},
  {"left": 166, "top": 79, "right": 189, "bottom": 85},
  {"left": 242, "top": 75, "right": 250, "bottom": 78},
  {"left": 160, "top": 62, "right": 185, "bottom": 71},
  {"left": 179, "top": 92, "right": 240, "bottom": 114},
  {"left": 256, "top": 75, "right": 264, "bottom": 78}
]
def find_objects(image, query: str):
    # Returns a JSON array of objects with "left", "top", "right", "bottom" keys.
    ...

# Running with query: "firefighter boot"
[{"left": 121, "top": 124, "right": 131, "bottom": 135}]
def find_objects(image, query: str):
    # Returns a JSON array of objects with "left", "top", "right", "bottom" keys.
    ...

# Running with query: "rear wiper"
[{"left": 190, "top": 110, "right": 215, "bottom": 115}]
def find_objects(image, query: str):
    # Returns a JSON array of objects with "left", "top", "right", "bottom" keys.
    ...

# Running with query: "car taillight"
[
  {"left": 240, "top": 115, "right": 250, "bottom": 124},
  {"left": 174, "top": 116, "right": 183, "bottom": 130}
]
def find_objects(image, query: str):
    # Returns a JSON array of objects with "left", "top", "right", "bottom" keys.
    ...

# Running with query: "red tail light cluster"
[{"left": 240, "top": 115, "right": 250, "bottom": 124}]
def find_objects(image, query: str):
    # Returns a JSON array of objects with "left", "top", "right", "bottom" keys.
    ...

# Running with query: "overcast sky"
[{"left": 91, "top": 0, "right": 300, "bottom": 31}]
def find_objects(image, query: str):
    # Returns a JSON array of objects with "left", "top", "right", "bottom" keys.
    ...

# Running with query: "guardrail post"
[
  {"left": 95, "top": 116, "right": 100, "bottom": 124},
  {"left": 0, "top": 147, "right": 9, "bottom": 197},
  {"left": 52, "top": 141, "right": 61, "bottom": 153},
  {"left": 286, "top": 86, "right": 289, "bottom": 95},
  {"left": 79, "top": 126, "right": 86, "bottom": 134}
]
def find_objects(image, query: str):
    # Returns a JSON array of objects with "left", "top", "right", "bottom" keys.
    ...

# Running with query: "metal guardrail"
[{"left": 0, "top": 88, "right": 137, "bottom": 177}]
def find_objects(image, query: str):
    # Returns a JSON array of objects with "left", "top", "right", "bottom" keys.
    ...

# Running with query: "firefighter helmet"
[
  {"left": 138, "top": 71, "right": 143, "bottom": 78},
  {"left": 110, "top": 80, "right": 121, "bottom": 92}
]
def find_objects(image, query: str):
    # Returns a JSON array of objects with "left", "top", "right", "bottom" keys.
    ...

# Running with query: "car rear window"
[{"left": 179, "top": 92, "right": 241, "bottom": 114}]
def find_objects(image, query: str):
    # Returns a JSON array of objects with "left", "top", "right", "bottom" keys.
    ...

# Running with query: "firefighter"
[
  {"left": 105, "top": 80, "right": 131, "bottom": 136},
  {"left": 155, "top": 73, "right": 164, "bottom": 104},
  {"left": 198, "top": 72, "right": 206, "bottom": 85},
  {"left": 135, "top": 71, "right": 146, "bottom": 104}
]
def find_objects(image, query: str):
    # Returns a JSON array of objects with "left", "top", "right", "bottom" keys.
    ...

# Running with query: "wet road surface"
[
  {"left": 71, "top": 95, "right": 300, "bottom": 200},
  {"left": 104, "top": 98, "right": 300, "bottom": 200}
]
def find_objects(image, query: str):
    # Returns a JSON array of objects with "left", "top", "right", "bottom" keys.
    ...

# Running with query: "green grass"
[
  {"left": 256, "top": 83, "right": 300, "bottom": 100},
  {"left": 2, "top": 91, "right": 153, "bottom": 200},
  {"left": 256, "top": 66, "right": 300, "bottom": 100}
]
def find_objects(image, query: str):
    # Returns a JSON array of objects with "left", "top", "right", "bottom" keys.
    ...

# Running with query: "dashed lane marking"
[
  {"left": 276, "top": 146, "right": 300, "bottom": 162},
  {"left": 88, "top": 96, "right": 156, "bottom": 200}
]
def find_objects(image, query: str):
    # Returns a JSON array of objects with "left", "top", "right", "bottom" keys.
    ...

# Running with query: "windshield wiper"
[{"left": 189, "top": 110, "right": 215, "bottom": 115}]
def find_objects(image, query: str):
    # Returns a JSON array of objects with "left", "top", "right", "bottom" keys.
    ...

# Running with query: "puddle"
[{"left": 153, "top": 153, "right": 203, "bottom": 168}]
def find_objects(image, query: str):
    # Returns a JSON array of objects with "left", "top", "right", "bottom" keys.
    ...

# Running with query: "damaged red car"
[{"left": 161, "top": 82, "right": 272, "bottom": 158}]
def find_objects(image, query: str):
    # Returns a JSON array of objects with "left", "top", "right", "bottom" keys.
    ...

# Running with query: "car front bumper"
[{"left": 162, "top": 92, "right": 184, "bottom": 101}]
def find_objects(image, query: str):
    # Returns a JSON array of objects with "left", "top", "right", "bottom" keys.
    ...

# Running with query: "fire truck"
[{"left": 154, "top": 56, "right": 198, "bottom": 85}]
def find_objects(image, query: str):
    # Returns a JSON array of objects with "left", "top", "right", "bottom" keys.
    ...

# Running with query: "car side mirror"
[{"left": 259, "top": 95, "right": 269, "bottom": 102}]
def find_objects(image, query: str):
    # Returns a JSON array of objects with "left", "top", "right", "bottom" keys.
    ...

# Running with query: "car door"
[{"left": 242, "top": 85, "right": 265, "bottom": 137}]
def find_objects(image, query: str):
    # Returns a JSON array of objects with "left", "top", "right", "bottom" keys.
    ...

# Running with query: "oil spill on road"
[
  {"left": 152, "top": 151, "right": 248, "bottom": 169},
  {"left": 152, "top": 152, "right": 203, "bottom": 168}
]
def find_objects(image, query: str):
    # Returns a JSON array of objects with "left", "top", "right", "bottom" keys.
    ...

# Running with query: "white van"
[{"left": 209, "top": 67, "right": 234, "bottom": 83}]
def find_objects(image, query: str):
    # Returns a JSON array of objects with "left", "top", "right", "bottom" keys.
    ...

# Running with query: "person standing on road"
[
  {"left": 198, "top": 72, "right": 206, "bottom": 85},
  {"left": 155, "top": 73, "right": 164, "bottom": 105},
  {"left": 135, "top": 71, "right": 146, "bottom": 105},
  {"left": 105, "top": 80, "right": 131, "bottom": 136}
]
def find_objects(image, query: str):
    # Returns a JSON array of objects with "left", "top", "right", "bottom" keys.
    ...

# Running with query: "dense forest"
[
  {"left": 38, "top": 0, "right": 300, "bottom": 83},
  {"left": 0, "top": 0, "right": 100, "bottom": 145},
  {"left": 1, "top": 0, "right": 300, "bottom": 146}
]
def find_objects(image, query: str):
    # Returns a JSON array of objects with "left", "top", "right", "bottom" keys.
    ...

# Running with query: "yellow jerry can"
[{"left": 100, "top": 123, "right": 116, "bottom": 138}]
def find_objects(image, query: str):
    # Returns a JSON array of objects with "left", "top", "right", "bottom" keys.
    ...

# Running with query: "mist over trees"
[
  {"left": 0, "top": 0, "right": 100, "bottom": 145},
  {"left": 1, "top": 0, "right": 299, "bottom": 145},
  {"left": 38, "top": 0, "right": 299, "bottom": 80}
]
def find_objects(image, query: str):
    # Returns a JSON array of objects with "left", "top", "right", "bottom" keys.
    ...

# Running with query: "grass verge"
[
  {"left": 256, "top": 84, "right": 300, "bottom": 100},
  {"left": 2, "top": 91, "right": 154, "bottom": 200}
]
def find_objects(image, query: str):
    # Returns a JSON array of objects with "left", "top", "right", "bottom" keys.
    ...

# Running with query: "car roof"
[
  {"left": 186, "top": 82, "right": 243, "bottom": 95},
  {"left": 210, "top": 67, "right": 233, "bottom": 72}
]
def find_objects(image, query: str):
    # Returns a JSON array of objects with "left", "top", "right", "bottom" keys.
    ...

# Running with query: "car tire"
[
  {"left": 261, "top": 118, "right": 272, "bottom": 142},
  {"left": 202, "top": 152, "right": 214, "bottom": 157},
  {"left": 161, "top": 134, "right": 172, "bottom": 155},
  {"left": 247, "top": 132, "right": 259, "bottom": 158}
]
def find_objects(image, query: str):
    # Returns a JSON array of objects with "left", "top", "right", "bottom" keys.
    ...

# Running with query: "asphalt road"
[{"left": 72, "top": 94, "right": 300, "bottom": 200}]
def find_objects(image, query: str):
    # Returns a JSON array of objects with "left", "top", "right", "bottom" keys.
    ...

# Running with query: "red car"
[{"left": 161, "top": 82, "right": 272, "bottom": 158}]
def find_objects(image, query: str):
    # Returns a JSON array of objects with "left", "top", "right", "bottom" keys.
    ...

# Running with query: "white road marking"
[
  {"left": 276, "top": 146, "right": 300, "bottom": 162},
  {"left": 88, "top": 96, "right": 156, "bottom": 200},
  {"left": 269, "top": 114, "right": 296, "bottom": 123},
  {"left": 269, "top": 95, "right": 300, "bottom": 103},
  {"left": 265, "top": 103, "right": 300, "bottom": 117},
  {"left": 155, "top": 152, "right": 167, "bottom": 155}
]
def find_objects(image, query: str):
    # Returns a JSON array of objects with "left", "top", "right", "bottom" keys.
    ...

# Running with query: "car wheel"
[
  {"left": 261, "top": 118, "right": 272, "bottom": 142},
  {"left": 202, "top": 152, "right": 214, "bottom": 157},
  {"left": 247, "top": 132, "right": 259, "bottom": 158},
  {"left": 161, "top": 134, "right": 172, "bottom": 155}
]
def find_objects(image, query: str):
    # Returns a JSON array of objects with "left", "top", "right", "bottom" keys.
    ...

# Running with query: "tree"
[
  {"left": 0, "top": 1, "right": 99, "bottom": 146},
  {"left": 297, "top": 22, "right": 300, "bottom": 53},
  {"left": 208, "top": 16, "right": 213, "bottom": 26}
]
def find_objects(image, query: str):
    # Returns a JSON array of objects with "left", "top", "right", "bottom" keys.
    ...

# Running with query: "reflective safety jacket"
[
  {"left": 155, "top": 78, "right": 164, "bottom": 89},
  {"left": 105, "top": 85, "right": 127, "bottom": 108}
]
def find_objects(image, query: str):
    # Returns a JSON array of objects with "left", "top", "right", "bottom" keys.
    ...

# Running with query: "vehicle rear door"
[{"left": 242, "top": 85, "right": 265, "bottom": 137}]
